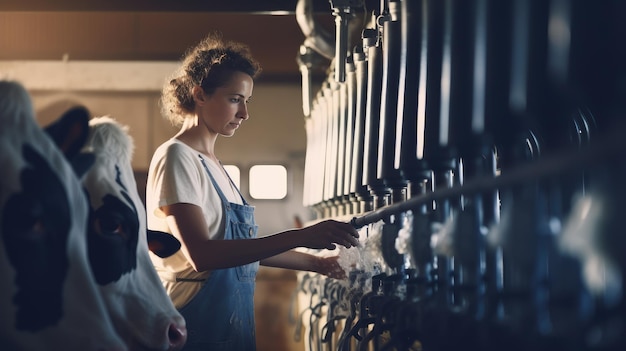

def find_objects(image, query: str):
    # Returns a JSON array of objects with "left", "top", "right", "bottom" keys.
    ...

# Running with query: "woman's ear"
[{"left": 192, "top": 86, "right": 206, "bottom": 104}]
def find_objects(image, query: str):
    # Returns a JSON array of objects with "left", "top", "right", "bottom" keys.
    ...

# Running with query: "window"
[
  {"left": 249, "top": 165, "right": 287, "bottom": 200},
  {"left": 222, "top": 165, "right": 241, "bottom": 189}
]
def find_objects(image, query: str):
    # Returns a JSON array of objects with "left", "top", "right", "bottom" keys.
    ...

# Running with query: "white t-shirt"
[{"left": 146, "top": 138, "right": 243, "bottom": 308}]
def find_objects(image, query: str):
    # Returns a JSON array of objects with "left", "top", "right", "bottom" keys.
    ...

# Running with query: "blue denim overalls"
[{"left": 178, "top": 156, "right": 259, "bottom": 351}]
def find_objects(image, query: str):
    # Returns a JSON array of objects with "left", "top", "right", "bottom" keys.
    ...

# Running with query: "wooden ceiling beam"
[{"left": 0, "top": 0, "right": 339, "bottom": 13}]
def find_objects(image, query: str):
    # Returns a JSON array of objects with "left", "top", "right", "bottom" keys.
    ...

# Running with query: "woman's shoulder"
[
  {"left": 149, "top": 139, "right": 203, "bottom": 175},
  {"left": 155, "top": 139, "right": 197, "bottom": 159}
]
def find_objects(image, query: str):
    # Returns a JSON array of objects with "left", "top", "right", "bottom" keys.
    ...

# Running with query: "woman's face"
[{"left": 199, "top": 71, "right": 254, "bottom": 137}]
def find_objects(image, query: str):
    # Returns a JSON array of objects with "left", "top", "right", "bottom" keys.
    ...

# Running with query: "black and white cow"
[
  {"left": 0, "top": 80, "right": 127, "bottom": 350},
  {"left": 76, "top": 116, "right": 187, "bottom": 350}
]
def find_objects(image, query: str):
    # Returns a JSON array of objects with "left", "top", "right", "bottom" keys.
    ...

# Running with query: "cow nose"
[{"left": 168, "top": 322, "right": 188, "bottom": 350}]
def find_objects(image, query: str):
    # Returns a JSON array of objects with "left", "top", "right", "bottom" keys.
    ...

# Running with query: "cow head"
[
  {"left": 0, "top": 80, "right": 125, "bottom": 350},
  {"left": 72, "top": 116, "right": 186, "bottom": 350}
]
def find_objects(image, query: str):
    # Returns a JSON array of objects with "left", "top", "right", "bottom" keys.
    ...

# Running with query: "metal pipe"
[
  {"left": 343, "top": 54, "right": 357, "bottom": 214},
  {"left": 376, "top": 0, "right": 406, "bottom": 204},
  {"left": 296, "top": 0, "right": 335, "bottom": 60},
  {"left": 361, "top": 16, "right": 389, "bottom": 210},
  {"left": 350, "top": 40, "right": 373, "bottom": 213},
  {"left": 329, "top": 0, "right": 362, "bottom": 82},
  {"left": 335, "top": 74, "right": 348, "bottom": 216},
  {"left": 396, "top": 0, "right": 428, "bottom": 190},
  {"left": 297, "top": 45, "right": 315, "bottom": 117}
]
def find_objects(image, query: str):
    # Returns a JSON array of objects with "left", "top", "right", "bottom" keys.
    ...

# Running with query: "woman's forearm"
[
  {"left": 164, "top": 203, "right": 359, "bottom": 272},
  {"left": 187, "top": 230, "right": 304, "bottom": 271},
  {"left": 260, "top": 249, "right": 321, "bottom": 272}
]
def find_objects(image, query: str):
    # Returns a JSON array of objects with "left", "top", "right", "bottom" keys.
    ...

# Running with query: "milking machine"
[{"left": 295, "top": 0, "right": 626, "bottom": 350}]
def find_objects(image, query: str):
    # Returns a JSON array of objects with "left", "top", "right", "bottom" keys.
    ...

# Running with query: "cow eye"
[
  {"left": 10, "top": 195, "right": 47, "bottom": 241},
  {"left": 18, "top": 216, "right": 46, "bottom": 242},
  {"left": 93, "top": 213, "right": 127, "bottom": 240},
  {"left": 30, "top": 219, "right": 45, "bottom": 237}
]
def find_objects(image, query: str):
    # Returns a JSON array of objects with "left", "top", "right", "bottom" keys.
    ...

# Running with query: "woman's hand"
[
  {"left": 315, "top": 255, "right": 347, "bottom": 279},
  {"left": 298, "top": 220, "right": 360, "bottom": 251}
]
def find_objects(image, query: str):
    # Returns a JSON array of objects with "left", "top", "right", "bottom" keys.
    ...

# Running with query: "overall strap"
[
  {"left": 218, "top": 160, "right": 249, "bottom": 206},
  {"left": 198, "top": 155, "right": 248, "bottom": 206}
]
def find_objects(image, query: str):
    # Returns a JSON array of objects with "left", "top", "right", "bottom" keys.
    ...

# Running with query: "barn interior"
[{"left": 1, "top": 0, "right": 625, "bottom": 350}]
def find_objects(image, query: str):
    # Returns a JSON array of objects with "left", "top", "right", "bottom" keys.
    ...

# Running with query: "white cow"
[
  {"left": 78, "top": 116, "right": 187, "bottom": 350},
  {"left": 0, "top": 80, "right": 127, "bottom": 350}
]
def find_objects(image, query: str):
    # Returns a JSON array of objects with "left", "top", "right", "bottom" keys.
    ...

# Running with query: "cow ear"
[
  {"left": 44, "top": 106, "right": 95, "bottom": 177},
  {"left": 44, "top": 105, "right": 91, "bottom": 160},
  {"left": 147, "top": 230, "right": 181, "bottom": 258}
]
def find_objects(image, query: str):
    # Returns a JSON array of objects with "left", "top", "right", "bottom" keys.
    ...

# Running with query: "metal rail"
[{"left": 350, "top": 122, "right": 626, "bottom": 228}]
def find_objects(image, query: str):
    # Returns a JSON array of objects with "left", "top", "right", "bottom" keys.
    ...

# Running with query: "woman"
[{"left": 146, "top": 33, "right": 360, "bottom": 351}]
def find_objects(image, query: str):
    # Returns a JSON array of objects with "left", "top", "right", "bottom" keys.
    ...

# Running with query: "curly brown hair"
[{"left": 160, "top": 32, "right": 262, "bottom": 126}]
